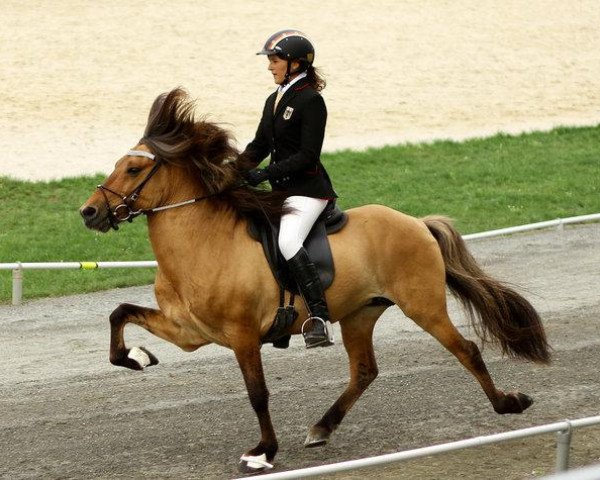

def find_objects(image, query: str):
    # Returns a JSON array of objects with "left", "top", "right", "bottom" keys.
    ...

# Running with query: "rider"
[{"left": 240, "top": 30, "right": 337, "bottom": 348}]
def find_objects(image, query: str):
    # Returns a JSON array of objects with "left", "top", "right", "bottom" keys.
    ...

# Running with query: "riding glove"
[{"left": 245, "top": 168, "right": 270, "bottom": 186}]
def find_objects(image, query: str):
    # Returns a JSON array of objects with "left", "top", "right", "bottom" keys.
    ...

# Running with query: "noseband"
[{"left": 97, "top": 149, "right": 243, "bottom": 230}]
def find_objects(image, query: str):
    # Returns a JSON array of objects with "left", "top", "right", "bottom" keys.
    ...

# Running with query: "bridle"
[
  {"left": 97, "top": 149, "right": 239, "bottom": 230},
  {"left": 97, "top": 150, "right": 161, "bottom": 229}
]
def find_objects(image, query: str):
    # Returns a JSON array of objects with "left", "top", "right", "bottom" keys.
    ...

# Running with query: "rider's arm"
[{"left": 238, "top": 101, "right": 272, "bottom": 168}]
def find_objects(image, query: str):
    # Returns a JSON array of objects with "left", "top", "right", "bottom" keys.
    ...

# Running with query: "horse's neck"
[{"left": 147, "top": 202, "right": 244, "bottom": 273}]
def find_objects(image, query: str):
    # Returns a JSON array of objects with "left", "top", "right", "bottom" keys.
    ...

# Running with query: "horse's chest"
[{"left": 156, "top": 291, "right": 229, "bottom": 346}]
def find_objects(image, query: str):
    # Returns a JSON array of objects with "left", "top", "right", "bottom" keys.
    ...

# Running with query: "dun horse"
[{"left": 80, "top": 88, "right": 550, "bottom": 473}]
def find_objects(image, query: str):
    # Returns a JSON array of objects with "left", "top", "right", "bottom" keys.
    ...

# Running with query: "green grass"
[
  {"left": 0, "top": 176, "right": 155, "bottom": 302},
  {"left": 331, "top": 125, "right": 599, "bottom": 232},
  {"left": 1, "top": 125, "right": 599, "bottom": 302}
]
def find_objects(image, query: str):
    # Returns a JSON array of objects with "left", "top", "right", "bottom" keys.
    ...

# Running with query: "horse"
[{"left": 79, "top": 88, "right": 550, "bottom": 474}]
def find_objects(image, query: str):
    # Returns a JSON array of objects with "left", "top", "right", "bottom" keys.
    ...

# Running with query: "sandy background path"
[{"left": 1, "top": 0, "right": 599, "bottom": 181}]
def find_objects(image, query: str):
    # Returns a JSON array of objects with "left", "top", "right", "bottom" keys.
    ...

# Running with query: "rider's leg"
[{"left": 279, "top": 196, "right": 334, "bottom": 348}]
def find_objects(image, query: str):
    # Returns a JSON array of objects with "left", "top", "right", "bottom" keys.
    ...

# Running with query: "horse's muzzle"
[{"left": 80, "top": 203, "right": 113, "bottom": 232}]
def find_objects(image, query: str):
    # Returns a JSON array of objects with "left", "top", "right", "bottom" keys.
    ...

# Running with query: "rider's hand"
[{"left": 244, "top": 168, "right": 270, "bottom": 187}]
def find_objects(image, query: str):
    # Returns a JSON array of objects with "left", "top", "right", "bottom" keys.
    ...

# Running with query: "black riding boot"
[{"left": 287, "top": 248, "right": 334, "bottom": 348}]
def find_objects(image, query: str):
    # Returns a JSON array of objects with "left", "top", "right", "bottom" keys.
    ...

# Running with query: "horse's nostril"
[{"left": 81, "top": 206, "right": 97, "bottom": 219}]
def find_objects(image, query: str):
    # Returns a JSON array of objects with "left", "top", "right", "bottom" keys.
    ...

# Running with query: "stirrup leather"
[{"left": 301, "top": 316, "right": 335, "bottom": 347}]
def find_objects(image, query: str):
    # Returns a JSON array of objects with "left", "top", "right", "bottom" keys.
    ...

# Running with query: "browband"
[{"left": 127, "top": 149, "right": 156, "bottom": 161}]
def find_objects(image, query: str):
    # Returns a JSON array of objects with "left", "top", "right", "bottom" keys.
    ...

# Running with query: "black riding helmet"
[{"left": 257, "top": 30, "right": 315, "bottom": 83}]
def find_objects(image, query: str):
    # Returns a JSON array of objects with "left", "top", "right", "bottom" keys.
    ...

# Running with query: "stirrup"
[{"left": 301, "top": 316, "right": 334, "bottom": 348}]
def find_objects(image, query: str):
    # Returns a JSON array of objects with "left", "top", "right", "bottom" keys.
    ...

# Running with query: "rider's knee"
[{"left": 278, "top": 236, "right": 302, "bottom": 260}]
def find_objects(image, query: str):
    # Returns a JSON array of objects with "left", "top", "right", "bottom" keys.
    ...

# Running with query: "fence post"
[
  {"left": 555, "top": 421, "right": 572, "bottom": 472},
  {"left": 12, "top": 263, "right": 23, "bottom": 306}
]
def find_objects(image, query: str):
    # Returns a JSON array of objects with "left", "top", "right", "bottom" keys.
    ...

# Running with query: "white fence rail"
[
  {"left": 1, "top": 213, "right": 599, "bottom": 305},
  {"left": 1, "top": 261, "right": 158, "bottom": 305},
  {"left": 243, "top": 416, "right": 600, "bottom": 480},
  {"left": 461, "top": 213, "right": 600, "bottom": 240}
]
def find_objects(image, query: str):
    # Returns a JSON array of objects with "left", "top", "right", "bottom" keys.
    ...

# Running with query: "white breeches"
[{"left": 278, "top": 196, "right": 329, "bottom": 260}]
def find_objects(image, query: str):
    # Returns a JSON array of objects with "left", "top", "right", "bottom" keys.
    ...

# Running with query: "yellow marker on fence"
[{"left": 80, "top": 262, "right": 98, "bottom": 270}]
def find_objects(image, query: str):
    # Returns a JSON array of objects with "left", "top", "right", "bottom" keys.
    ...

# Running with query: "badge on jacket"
[{"left": 283, "top": 106, "right": 294, "bottom": 120}]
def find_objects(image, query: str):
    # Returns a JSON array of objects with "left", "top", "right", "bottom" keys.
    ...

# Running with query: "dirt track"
[{"left": 1, "top": 222, "right": 599, "bottom": 479}]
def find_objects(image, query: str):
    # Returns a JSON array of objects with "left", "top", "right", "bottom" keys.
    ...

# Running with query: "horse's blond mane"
[{"left": 140, "top": 88, "right": 285, "bottom": 221}]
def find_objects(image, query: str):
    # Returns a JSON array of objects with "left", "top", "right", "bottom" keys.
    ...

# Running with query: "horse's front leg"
[
  {"left": 108, "top": 303, "right": 176, "bottom": 370},
  {"left": 232, "top": 336, "right": 278, "bottom": 474}
]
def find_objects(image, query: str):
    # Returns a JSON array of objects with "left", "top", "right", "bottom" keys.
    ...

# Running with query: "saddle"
[
  {"left": 247, "top": 202, "right": 348, "bottom": 348},
  {"left": 247, "top": 202, "right": 348, "bottom": 294}
]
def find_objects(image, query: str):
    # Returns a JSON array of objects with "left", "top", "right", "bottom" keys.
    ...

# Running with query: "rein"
[{"left": 98, "top": 149, "right": 241, "bottom": 230}]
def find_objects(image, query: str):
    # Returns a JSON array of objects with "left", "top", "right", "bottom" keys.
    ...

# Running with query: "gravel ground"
[{"left": 0, "top": 223, "right": 599, "bottom": 479}]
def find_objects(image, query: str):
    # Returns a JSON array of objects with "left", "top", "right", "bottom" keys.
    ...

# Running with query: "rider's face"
[
  {"left": 268, "top": 55, "right": 287, "bottom": 85},
  {"left": 267, "top": 55, "right": 299, "bottom": 85}
]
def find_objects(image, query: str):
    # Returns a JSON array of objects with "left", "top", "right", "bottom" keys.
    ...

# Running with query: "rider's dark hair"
[{"left": 306, "top": 66, "right": 326, "bottom": 91}]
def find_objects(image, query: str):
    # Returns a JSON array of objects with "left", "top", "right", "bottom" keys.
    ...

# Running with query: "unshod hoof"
[
  {"left": 495, "top": 391, "right": 534, "bottom": 414},
  {"left": 516, "top": 392, "right": 534, "bottom": 411}
]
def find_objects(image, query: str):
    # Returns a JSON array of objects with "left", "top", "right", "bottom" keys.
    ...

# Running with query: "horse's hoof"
[
  {"left": 515, "top": 392, "right": 534, "bottom": 411},
  {"left": 304, "top": 425, "right": 330, "bottom": 448},
  {"left": 126, "top": 347, "right": 159, "bottom": 370},
  {"left": 140, "top": 347, "right": 159, "bottom": 365},
  {"left": 494, "top": 391, "right": 534, "bottom": 414},
  {"left": 238, "top": 454, "right": 273, "bottom": 474}
]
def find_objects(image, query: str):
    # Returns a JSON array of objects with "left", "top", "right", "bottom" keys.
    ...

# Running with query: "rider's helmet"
[{"left": 257, "top": 30, "right": 315, "bottom": 74}]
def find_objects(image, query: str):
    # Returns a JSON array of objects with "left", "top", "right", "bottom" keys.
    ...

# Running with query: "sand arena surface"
[{"left": 1, "top": 0, "right": 600, "bottom": 181}]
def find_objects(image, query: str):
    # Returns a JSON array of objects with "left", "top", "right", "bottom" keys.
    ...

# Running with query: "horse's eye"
[{"left": 127, "top": 167, "right": 142, "bottom": 175}]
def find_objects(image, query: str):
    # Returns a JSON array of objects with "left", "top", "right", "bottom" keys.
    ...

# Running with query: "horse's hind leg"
[
  {"left": 409, "top": 304, "right": 533, "bottom": 414},
  {"left": 305, "top": 307, "right": 382, "bottom": 447}
]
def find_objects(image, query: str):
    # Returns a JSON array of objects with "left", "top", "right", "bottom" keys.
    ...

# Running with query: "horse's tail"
[{"left": 422, "top": 215, "right": 550, "bottom": 364}]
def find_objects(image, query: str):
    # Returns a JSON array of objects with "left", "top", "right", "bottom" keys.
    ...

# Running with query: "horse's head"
[
  {"left": 80, "top": 87, "right": 285, "bottom": 233},
  {"left": 80, "top": 88, "right": 234, "bottom": 232},
  {"left": 80, "top": 144, "right": 168, "bottom": 232}
]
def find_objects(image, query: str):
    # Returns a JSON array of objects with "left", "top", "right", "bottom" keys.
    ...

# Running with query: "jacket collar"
[
  {"left": 272, "top": 77, "right": 311, "bottom": 117},
  {"left": 278, "top": 72, "right": 307, "bottom": 95}
]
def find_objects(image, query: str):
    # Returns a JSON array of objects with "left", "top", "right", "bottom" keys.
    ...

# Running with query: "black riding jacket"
[{"left": 240, "top": 77, "right": 337, "bottom": 199}]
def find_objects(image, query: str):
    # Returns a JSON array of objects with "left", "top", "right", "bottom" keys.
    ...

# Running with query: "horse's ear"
[
  {"left": 148, "top": 91, "right": 169, "bottom": 117},
  {"left": 144, "top": 88, "right": 191, "bottom": 138}
]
